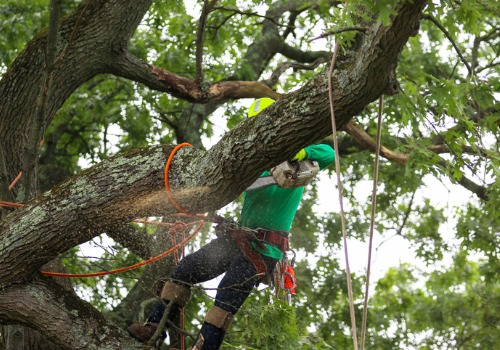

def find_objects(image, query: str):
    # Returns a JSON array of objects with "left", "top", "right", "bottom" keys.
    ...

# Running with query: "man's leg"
[
  {"left": 128, "top": 236, "right": 239, "bottom": 343},
  {"left": 196, "top": 253, "right": 278, "bottom": 350}
]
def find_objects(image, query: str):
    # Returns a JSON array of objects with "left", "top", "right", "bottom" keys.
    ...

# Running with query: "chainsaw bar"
[{"left": 245, "top": 176, "right": 277, "bottom": 191}]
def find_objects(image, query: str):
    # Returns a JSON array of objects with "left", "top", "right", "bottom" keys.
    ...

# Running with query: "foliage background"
[{"left": 0, "top": 0, "right": 498, "bottom": 349}]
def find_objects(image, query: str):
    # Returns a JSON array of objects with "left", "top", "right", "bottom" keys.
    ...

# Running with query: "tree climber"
[{"left": 127, "top": 98, "right": 335, "bottom": 350}]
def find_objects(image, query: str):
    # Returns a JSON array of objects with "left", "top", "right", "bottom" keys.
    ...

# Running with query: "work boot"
[{"left": 127, "top": 322, "right": 159, "bottom": 343}]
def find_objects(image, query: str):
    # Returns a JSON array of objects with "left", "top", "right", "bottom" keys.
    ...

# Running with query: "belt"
[
  {"left": 255, "top": 228, "right": 289, "bottom": 252},
  {"left": 216, "top": 223, "right": 290, "bottom": 276}
]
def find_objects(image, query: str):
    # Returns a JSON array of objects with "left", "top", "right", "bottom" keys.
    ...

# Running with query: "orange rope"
[
  {"left": 0, "top": 200, "right": 24, "bottom": 208},
  {"left": 164, "top": 142, "right": 192, "bottom": 214},
  {"left": 8, "top": 172, "right": 23, "bottom": 190},
  {"left": 41, "top": 220, "right": 205, "bottom": 277}
]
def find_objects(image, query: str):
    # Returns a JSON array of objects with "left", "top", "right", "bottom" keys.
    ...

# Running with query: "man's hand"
[{"left": 291, "top": 149, "right": 307, "bottom": 162}]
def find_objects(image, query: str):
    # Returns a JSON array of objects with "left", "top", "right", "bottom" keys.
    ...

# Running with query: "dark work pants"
[{"left": 148, "top": 235, "right": 278, "bottom": 349}]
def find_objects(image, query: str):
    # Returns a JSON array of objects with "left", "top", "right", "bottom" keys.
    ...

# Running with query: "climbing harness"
[
  {"left": 214, "top": 215, "right": 290, "bottom": 277},
  {"left": 213, "top": 215, "right": 299, "bottom": 306}
]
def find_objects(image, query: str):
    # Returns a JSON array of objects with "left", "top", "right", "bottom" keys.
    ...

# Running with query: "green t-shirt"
[{"left": 240, "top": 144, "right": 335, "bottom": 259}]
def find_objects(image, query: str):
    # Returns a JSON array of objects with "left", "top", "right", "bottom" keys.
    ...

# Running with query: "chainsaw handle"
[{"left": 285, "top": 160, "right": 300, "bottom": 180}]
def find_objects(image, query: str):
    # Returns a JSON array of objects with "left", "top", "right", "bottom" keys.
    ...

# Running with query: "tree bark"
[
  {"left": 0, "top": 0, "right": 428, "bottom": 348},
  {"left": 0, "top": 0, "right": 153, "bottom": 198}
]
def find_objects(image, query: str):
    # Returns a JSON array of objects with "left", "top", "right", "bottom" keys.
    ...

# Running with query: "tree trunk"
[
  {"left": 0, "top": 0, "right": 152, "bottom": 200},
  {"left": 0, "top": 3, "right": 152, "bottom": 346},
  {"left": 0, "top": 0, "right": 427, "bottom": 348}
]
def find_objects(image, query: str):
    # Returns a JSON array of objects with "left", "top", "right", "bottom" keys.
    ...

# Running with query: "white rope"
[
  {"left": 360, "top": 96, "right": 384, "bottom": 350},
  {"left": 327, "top": 40, "right": 359, "bottom": 350}
]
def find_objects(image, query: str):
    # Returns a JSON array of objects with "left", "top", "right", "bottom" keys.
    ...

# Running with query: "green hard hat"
[{"left": 247, "top": 98, "right": 275, "bottom": 117}]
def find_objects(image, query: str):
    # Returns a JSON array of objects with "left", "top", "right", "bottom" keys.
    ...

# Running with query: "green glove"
[{"left": 292, "top": 149, "right": 307, "bottom": 162}]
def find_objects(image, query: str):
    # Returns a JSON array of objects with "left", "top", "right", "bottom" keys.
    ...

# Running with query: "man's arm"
[{"left": 302, "top": 144, "right": 335, "bottom": 170}]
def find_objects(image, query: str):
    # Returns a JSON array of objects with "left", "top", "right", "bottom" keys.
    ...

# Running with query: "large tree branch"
[
  {"left": 0, "top": 278, "right": 145, "bottom": 350},
  {"left": 109, "top": 1, "right": 332, "bottom": 101},
  {"left": 119, "top": 1, "right": 306, "bottom": 150},
  {"left": 109, "top": 52, "right": 283, "bottom": 102},
  {"left": 278, "top": 43, "right": 332, "bottom": 63},
  {"left": 343, "top": 121, "right": 409, "bottom": 164},
  {"left": 344, "top": 121, "right": 492, "bottom": 161}
]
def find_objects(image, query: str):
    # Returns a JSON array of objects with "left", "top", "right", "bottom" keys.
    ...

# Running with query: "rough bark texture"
[
  {"left": 0, "top": 0, "right": 153, "bottom": 192},
  {"left": 0, "top": 278, "right": 146, "bottom": 350},
  {"left": 0, "top": 0, "right": 428, "bottom": 349}
]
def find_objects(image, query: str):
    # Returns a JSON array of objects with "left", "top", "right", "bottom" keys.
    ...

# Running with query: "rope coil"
[{"left": 164, "top": 142, "right": 192, "bottom": 214}]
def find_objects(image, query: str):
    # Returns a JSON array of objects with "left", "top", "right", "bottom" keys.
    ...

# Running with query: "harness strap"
[
  {"left": 218, "top": 223, "right": 289, "bottom": 276},
  {"left": 255, "top": 228, "right": 289, "bottom": 252},
  {"left": 231, "top": 230, "right": 268, "bottom": 275}
]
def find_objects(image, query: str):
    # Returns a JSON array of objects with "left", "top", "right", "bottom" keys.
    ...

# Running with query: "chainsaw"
[{"left": 246, "top": 159, "right": 319, "bottom": 191}]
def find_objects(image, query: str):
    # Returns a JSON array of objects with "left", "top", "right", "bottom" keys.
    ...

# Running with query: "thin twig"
[
  {"left": 211, "top": 6, "right": 285, "bottom": 28},
  {"left": 147, "top": 300, "right": 175, "bottom": 347},
  {"left": 396, "top": 191, "right": 415, "bottom": 237},
  {"left": 195, "top": 0, "right": 219, "bottom": 83},
  {"left": 309, "top": 26, "right": 367, "bottom": 42},
  {"left": 472, "top": 28, "right": 500, "bottom": 71},
  {"left": 476, "top": 60, "right": 500, "bottom": 73},
  {"left": 422, "top": 14, "right": 472, "bottom": 76},
  {"left": 424, "top": 115, "right": 479, "bottom": 181},
  {"left": 281, "top": 10, "right": 299, "bottom": 38},
  {"left": 267, "top": 57, "right": 329, "bottom": 86}
]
